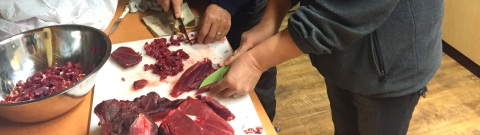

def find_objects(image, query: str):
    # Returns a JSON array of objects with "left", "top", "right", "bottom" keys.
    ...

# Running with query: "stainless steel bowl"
[{"left": 0, "top": 25, "right": 111, "bottom": 123}]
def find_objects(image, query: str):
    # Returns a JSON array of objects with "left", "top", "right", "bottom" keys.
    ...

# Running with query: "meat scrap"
[
  {"left": 132, "top": 79, "right": 148, "bottom": 90},
  {"left": 170, "top": 58, "right": 215, "bottom": 98},
  {"left": 94, "top": 92, "right": 236, "bottom": 135},
  {"left": 143, "top": 37, "right": 190, "bottom": 79},
  {"left": 110, "top": 46, "right": 143, "bottom": 68},
  {"left": 1, "top": 62, "right": 86, "bottom": 104},
  {"left": 243, "top": 126, "right": 264, "bottom": 134}
]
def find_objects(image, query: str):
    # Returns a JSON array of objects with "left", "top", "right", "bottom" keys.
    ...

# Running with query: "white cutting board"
[{"left": 88, "top": 32, "right": 265, "bottom": 135}]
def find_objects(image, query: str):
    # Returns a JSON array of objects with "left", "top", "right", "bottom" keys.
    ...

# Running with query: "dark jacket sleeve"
[
  {"left": 288, "top": 0, "right": 400, "bottom": 55},
  {"left": 206, "top": 0, "right": 250, "bottom": 15}
]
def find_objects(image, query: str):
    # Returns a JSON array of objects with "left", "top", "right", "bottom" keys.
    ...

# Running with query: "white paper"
[
  {"left": 143, "top": 3, "right": 199, "bottom": 37},
  {"left": 175, "top": 3, "right": 197, "bottom": 29},
  {"left": 129, "top": 0, "right": 163, "bottom": 13},
  {"left": 143, "top": 12, "right": 174, "bottom": 37},
  {"left": 0, "top": 0, "right": 118, "bottom": 41}
]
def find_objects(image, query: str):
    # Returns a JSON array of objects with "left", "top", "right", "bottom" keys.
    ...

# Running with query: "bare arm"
[
  {"left": 255, "top": 0, "right": 294, "bottom": 35},
  {"left": 224, "top": 0, "right": 297, "bottom": 65},
  {"left": 247, "top": 28, "right": 303, "bottom": 72}
]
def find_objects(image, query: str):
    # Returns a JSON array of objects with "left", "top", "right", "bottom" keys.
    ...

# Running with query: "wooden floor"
[{"left": 273, "top": 13, "right": 480, "bottom": 135}]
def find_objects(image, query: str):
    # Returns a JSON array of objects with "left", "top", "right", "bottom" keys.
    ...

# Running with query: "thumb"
[
  {"left": 157, "top": 0, "right": 170, "bottom": 12},
  {"left": 224, "top": 43, "right": 251, "bottom": 66},
  {"left": 172, "top": 0, "right": 183, "bottom": 18}
]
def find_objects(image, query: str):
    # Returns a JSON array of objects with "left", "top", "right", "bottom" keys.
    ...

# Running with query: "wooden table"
[{"left": 0, "top": 0, "right": 276, "bottom": 135}]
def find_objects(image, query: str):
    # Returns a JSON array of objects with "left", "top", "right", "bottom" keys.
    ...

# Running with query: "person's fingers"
[
  {"left": 209, "top": 79, "right": 230, "bottom": 94},
  {"left": 157, "top": 0, "right": 170, "bottom": 12},
  {"left": 197, "top": 18, "right": 212, "bottom": 43},
  {"left": 219, "top": 88, "right": 237, "bottom": 98},
  {"left": 224, "top": 44, "right": 251, "bottom": 65},
  {"left": 214, "top": 19, "right": 230, "bottom": 42},
  {"left": 213, "top": 24, "right": 226, "bottom": 42},
  {"left": 224, "top": 51, "right": 238, "bottom": 66},
  {"left": 224, "top": 20, "right": 231, "bottom": 37},
  {"left": 172, "top": 0, "right": 183, "bottom": 18},
  {"left": 203, "top": 21, "right": 220, "bottom": 43}
]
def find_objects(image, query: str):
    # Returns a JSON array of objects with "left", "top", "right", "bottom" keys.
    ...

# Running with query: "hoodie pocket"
[{"left": 371, "top": 31, "right": 387, "bottom": 82}]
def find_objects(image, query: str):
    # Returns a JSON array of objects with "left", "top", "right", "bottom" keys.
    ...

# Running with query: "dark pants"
[
  {"left": 226, "top": 1, "right": 277, "bottom": 122},
  {"left": 325, "top": 79, "right": 424, "bottom": 135}
]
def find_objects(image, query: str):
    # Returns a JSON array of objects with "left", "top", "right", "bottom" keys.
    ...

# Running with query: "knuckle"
[
  {"left": 203, "top": 17, "right": 210, "bottom": 22},
  {"left": 241, "top": 34, "right": 247, "bottom": 39},
  {"left": 207, "top": 34, "right": 215, "bottom": 39},
  {"left": 241, "top": 89, "right": 248, "bottom": 94},
  {"left": 200, "top": 29, "right": 209, "bottom": 36},
  {"left": 224, "top": 78, "right": 234, "bottom": 86}
]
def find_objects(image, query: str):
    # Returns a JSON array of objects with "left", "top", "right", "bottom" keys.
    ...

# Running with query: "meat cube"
[{"left": 133, "top": 79, "right": 148, "bottom": 90}]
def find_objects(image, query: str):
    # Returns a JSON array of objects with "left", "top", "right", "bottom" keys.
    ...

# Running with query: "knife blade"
[
  {"left": 199, "top": 66, "right": 229, "bottom": 88},
  {"left": 169, "top": 4, "right": 190, "bottom": 41},
  {"left": 108, "top": 5, "right": 130, "bottom": 36}
]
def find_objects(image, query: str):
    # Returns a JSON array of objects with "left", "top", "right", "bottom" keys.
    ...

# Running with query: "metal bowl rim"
[{"left": 0, "top": 24, "right": 112, "bottom": 107}]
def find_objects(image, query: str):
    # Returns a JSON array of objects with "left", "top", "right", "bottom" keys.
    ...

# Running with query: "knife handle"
[
  {"left": 169, "top": 4, "right": 177, "bottom": 18},
  {"left": 119, "top": 5, "right": 130, "bottom": 20}
]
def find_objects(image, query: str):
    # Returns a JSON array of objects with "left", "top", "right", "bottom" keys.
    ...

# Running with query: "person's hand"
[
  {"left": 157, "top": 0, "right": 183, "bottom": 18},
  {"left": 224, "top": 23, "right": 278, "bottom": 66},
  {"left": 197, "top": 4, "right": 231, "bottom": 44},
  {"left": 209, "top": 52, "right": 264, "bottom": 98}
]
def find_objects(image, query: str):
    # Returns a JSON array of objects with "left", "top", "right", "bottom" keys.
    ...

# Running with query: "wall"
[{"left": 442, "top": 0, "right": 480, "bottom": 65}]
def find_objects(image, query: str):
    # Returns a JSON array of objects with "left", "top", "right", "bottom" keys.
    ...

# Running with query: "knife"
[
  {"left": 108, "top": 5, "right": 130, "bottom": 36},
  {"left": 199, "top": 66, "right": 229, "bottom": 88},
  {"left": 169, "top": 4, "right": 190, "bottom": 41}
]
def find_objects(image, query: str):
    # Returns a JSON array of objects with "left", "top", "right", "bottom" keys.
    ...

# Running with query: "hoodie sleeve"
[
  {"left": 288, "top": 0, "right": 400, "bottom": 55},
  {"left": 205, "top": 0, "right": 250, "bottom": 15}
]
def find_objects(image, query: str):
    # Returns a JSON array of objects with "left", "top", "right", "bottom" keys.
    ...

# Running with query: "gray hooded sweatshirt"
[{"left": 288, "top": 0, "right": 444, "bottom": 97}]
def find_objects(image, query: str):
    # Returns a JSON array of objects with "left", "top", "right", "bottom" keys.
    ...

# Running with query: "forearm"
[
  {"left": 256, "top": 0, "right": 292, "bottom": 32},
  {"left": 247, "top": 28, "right": 303, "bottom": 71}
]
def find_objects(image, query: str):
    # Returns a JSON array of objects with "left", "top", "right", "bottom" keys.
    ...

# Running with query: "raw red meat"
[
  {"left": 143, "top": 37, "right": 190, "bottom": 79},
  {"left": 195, "top": 95, "right": 235, "bottom": 121},
  {"left": 195, "top": 82, "right": 217, "bottom": 95},
  {"left": 133, "top": 79, "right": 148, "bottom": 90},
  {"left": 176, "top": 34, "right": 185, "bottom": 41},
  {"left": 94, "top": 92, "right": 235, "bottom": 135},
  {"left": 158, "top": 109, "right": 214, "bottom": 135},
  {"left": 129, "top": 113, "right": 158, "bottom": 135},
  {"left": 176, "top": 97, "right": 234, "bottom": 135},
  {"left": 170, "top": 58, "right": 215, "bottom": 98},
  {"left": 120, "top": 92, "right": 185, "bottom": 122},
  {"left": 92, "top": 46, "right": 99, "bottom": 54},
  {"left": 189, "top": 39, "right": 197, "bottom": 45},
  {"left": 94, "top": 99, "right": 158, "bottom": 135},
  {"left": 0, "top": 62, "right": 86, "bottom": 104},
  {"left": 244, "top": 127, "right": 264, "bottom": 134},
  {"left": 111, "top": 47, "right": 143, "bottom": 68}
]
